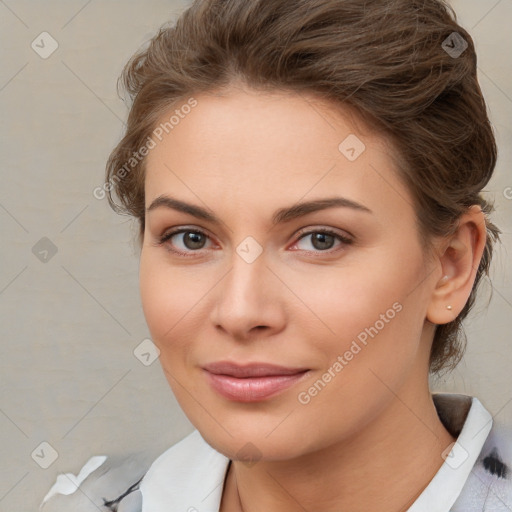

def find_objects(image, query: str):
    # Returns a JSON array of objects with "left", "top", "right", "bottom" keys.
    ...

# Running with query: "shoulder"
[
  {"left": 39, "top": 430, "right": 222, "bottom": 512},
  {"left": 454, "top": 419, "right": 512, "bottom": 511},
  {"left": 39, "top": 451, "right": 150, "bottom": 512},
  {"left": 140, "top": 430, "right": 230, "bottom": 487},
  {"left": 140, "top": 430, "right": 230, "bottom": 509}
]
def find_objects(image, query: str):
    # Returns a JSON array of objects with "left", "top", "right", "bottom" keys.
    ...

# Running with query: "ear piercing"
[{"left": 446, "top": 305, "right": 453, "bottom": 310}]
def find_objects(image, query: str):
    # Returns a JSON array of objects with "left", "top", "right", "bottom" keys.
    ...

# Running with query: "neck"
[{"left": 221, "top": 375, "right": 456, "bottom": 512}]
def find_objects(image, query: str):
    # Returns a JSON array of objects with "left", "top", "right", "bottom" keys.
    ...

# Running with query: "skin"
[{"left": 139, "top": 82, "right": 487, "bottom": 512}]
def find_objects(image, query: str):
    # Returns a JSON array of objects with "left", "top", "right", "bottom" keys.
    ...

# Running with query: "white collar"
[
  {"left": 140, "top": 393, "right": 493, "bottom": 512},
  {"left": 140, "top": 428, "right": 229, "bottom": 511},
  {"left": 407, "top": 393, "right": 493, "bottom": 511}
]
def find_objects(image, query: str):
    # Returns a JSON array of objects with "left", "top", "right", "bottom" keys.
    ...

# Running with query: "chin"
[{"left": 190, "top": 414, "right": 314, "bottom": 463}]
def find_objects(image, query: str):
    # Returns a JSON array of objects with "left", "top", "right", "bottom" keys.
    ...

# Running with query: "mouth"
[{"left": 202, "top": 361, "right": 310, "bottom": 402}]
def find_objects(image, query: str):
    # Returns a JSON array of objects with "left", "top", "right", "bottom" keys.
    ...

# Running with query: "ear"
[{"left": 426, "top": 205, "right": 487, "bottom": 325}]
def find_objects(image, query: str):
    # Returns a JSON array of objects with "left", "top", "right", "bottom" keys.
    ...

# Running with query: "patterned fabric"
[
  {"left": 452, "top": 422, "right": 512, "bottom": 510},
  {"left": 102, "top": 476, "right": 143, "bottom": 512},
  {"left": 40, "top": 393, "right": 512, "bottom": 511},
  {"left": 40, "top": 453, "right": 148, "bottom": 511}
]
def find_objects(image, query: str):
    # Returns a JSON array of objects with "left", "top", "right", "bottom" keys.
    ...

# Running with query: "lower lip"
[{"left": 204, "top": 370, "right": 309, "bottom": 402}]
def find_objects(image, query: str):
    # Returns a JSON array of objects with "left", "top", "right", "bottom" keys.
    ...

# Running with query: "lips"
[
  {"left": 202, "top": 361, "right": 309, "bottom": 402},
  {"left": 203, "top": 361, "right": 308, "bottom": 377}
]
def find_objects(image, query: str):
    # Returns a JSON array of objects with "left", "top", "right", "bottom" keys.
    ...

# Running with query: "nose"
[{"left": 209, "top": 248, "right": 287, "bottom": 342}]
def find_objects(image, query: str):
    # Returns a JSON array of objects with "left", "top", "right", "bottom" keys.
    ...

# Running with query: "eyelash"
[{"left": 156, "top": 227, "right": 353, "bottom": 258}]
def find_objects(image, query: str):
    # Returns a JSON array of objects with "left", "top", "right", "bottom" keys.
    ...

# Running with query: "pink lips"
[{"left": 202, "top": 361, "right": 309, "bottom": 402}]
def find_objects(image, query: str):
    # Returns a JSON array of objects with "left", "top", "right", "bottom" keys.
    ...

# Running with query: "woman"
[{"left": 41, "top": 0, "right": 511, "bottom": 510}]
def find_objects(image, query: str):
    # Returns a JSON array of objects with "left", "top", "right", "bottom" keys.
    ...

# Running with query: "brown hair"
[{"left": 105, "top": 0, "right": 500, "bottom": 376}]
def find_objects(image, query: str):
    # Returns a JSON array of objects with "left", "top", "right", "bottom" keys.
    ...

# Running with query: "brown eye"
[
  {"left": 293, "top": 229, "right": 352, "bottom": 253},
  {"left": 180, "top": 231, "right": 207, "bottom": 250},
  {"left": 158, "top": 229, "right": 212, "bottom": 255},
  {"left": 310, "top": 232, "right": 336, "bottom": 251}
]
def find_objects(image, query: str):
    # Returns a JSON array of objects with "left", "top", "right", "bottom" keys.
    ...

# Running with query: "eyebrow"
[{"left": 146, "top": 195, "right": 372, "bottom": 225}]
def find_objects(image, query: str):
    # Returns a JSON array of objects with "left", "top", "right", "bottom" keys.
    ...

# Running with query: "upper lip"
[{"left": 202, "top": 361, "right": 309, "bottom": 378}]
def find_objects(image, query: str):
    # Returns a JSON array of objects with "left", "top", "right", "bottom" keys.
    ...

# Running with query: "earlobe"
[
  {"left": 427, "top": 271, "right": 457, "bottom": 325},
  {"left": 426, "top": 206, "right": 487, "bottom": 325}
]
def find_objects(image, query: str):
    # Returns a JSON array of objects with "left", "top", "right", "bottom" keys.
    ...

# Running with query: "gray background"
[{"left": 0, "top": 0, "right": 511, "bottom": 510}]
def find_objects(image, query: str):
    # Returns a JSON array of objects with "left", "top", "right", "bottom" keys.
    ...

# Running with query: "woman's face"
[{"left": 139, "top": 85, "right": 440, "bottom": 461}]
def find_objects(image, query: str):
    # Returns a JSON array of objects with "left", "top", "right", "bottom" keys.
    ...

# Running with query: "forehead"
[
  {"left": 144, "top": 87, "right": 414, "bottom": 224},
  {"left": 149, "top": 87, "right": 378, "bottom": 161}
]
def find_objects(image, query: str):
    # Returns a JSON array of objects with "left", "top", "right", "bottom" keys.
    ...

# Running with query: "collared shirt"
[
  {"left": 40, "top": 393, "right": 512, "bottom": 511},
  {"left": 139, "top": 393, "right": 509, "bottom": 511}
]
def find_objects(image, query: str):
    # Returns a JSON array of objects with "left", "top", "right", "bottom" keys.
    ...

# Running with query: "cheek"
[
  {"left": 286, "top": 258, "right": 408, "bottom": 345},
  {"left": 139, "top": 251, "right": 216, "bottom": 359},
  {"left": 139, "top": 254, "right": 199, "bottom": 401},
  {"left": 139, "top": 251, "right": 187, "bottom": 346},
  {"left": 139, "top": 253, "right": 165, "bottom": 339},
  {"left": 298, "top": 248, "right": 427, "bottom": 377}
]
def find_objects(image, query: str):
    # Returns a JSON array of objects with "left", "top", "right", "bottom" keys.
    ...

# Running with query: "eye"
[
  {"left": 291, "top": 228, "right": 353, "bottom": 253},
  {"left": 156, "top": 226, "right": 353, "bottom": 257},
  {"left": 157, "top": 228, "right": 213, "bottom": 256}
]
